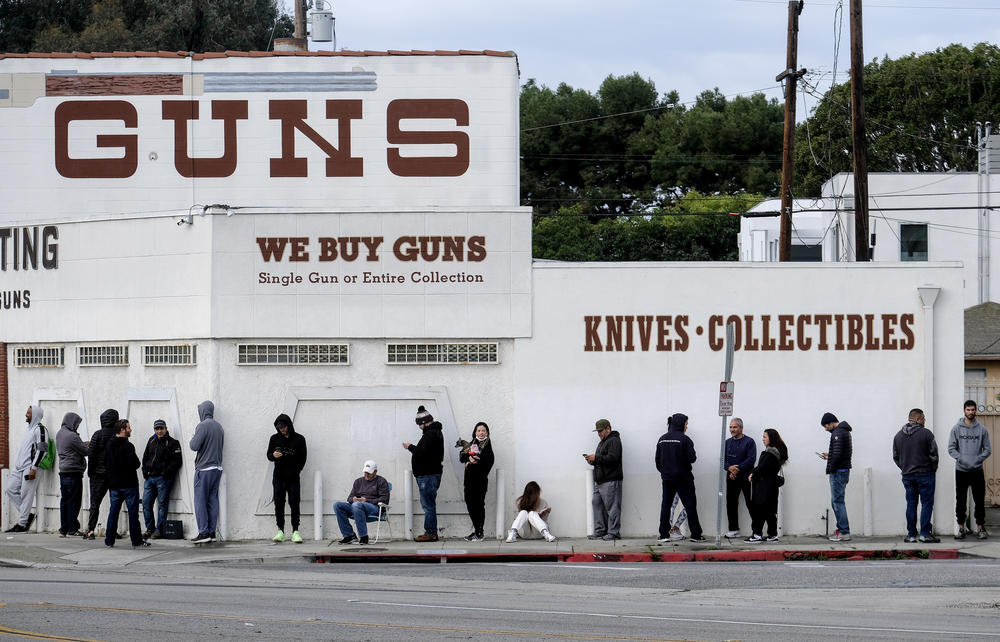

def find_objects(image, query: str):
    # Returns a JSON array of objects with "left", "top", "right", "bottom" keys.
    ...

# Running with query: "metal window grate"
[
  {"left": 237, "top": 343, "right": 350, "bottom": 365},
  {"left": 144, "top": 344, "right": 196, "bottom": 366},
  {"left": 14, "top": 346, "right": 65, "bottom": 368},
  {"left": 386, "top": 342, "right": 499, "bottom": 364},
  {"left": 78, "top": 345, "right": 129, "bottom": 367}
]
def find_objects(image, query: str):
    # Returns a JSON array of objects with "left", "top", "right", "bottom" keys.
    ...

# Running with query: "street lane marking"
[
  {"left": 0, "top": 624, "right": 98, "bottom": 641},
  {"left": 498, "top": 563, "right": 648, "bottom": 571},
  {"left": 1, "top": 602, "right": 688, "bottom": 641},
  {"left": 349, "top": 599, "right": 1000, "bottom": 637}
]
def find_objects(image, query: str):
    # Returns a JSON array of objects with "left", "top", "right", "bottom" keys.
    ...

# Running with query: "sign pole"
[{"left": 715, "top": 322, "right": 736, "bottom": 547}]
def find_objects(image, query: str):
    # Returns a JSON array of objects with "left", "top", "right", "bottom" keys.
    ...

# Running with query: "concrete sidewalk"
[{"left": 2, "top": 530, "right": 998, "bottom": 568}]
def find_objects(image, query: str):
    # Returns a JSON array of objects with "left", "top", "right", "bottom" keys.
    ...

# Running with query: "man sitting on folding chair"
[{"left": 333, "top": 460, "right": 391, "bottom": 545}]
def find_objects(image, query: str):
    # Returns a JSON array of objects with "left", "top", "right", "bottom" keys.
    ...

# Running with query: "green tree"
[{"left": 795, "top": 43, "right": 1000, "bottom": 196}]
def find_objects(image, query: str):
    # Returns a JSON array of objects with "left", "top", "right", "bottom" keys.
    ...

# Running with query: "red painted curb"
[
  {"left": 564, "top": 552, "right": 654, "bottom": 563},
  {"left": 929, "top": 549, "right": 959, "bottom": 559}
]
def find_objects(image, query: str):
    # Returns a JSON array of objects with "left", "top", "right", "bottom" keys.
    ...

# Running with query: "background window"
[{"left": 900, "top": 224, "right": 928, "bottom": 261}]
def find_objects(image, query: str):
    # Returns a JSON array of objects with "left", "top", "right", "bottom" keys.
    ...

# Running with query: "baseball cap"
[{"left": 362, "top": 460, "right": 377, "bottom": 474}]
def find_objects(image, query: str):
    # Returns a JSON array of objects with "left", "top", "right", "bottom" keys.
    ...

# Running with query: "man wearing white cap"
[{"left": 333, "top": 460, "right": 390, "bottom": 545}]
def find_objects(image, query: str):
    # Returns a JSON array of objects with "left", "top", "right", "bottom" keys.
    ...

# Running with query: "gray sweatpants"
[
  {"left": 6, "top": 469, "right": 39, "bottom": 527},
  {"left": 592, "top": 479, "right": 622, "bottom": 537}
]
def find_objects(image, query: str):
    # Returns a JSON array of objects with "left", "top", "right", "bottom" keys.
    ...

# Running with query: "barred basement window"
[
  {"left": 78, "top": 345, "right": 129, "bottom": 367},
  {"left": 144, "top": 344, "right": 196, "bottom": 366},
  {"left": 237, "top": 343, "right": 350, "bottom": 365},
  {"left": 386, "top": 342, "right": 499, "bottom": 364},
  {"left": 15, "top": 346, "right": 64, "bottom": 368}
]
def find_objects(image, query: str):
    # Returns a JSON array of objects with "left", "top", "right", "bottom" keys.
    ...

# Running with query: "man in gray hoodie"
[
  {"left": 189, "top": 401, "right": 224, "bottom": 544},
  {"left": 948, "top": 400, "right": 992, "bottom": 540},
  {"left": 4, "top": 405, "right": 47, "bottom": 533},
  {"left": 56, "top": 412, "right": 88, "bottom": 536},
  {"left": 892, "top": 408, "right": 939, "bottom": 543}
]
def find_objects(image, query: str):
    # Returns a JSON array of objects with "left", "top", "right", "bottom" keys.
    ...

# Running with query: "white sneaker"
[
  {"left": 542, "top": 529, "right": 556, "bottom": 542},
  {"left": 766, "top": 534, "right": 780, "bottom": 542},
  {"left": 657, "top": 536, "right": 671, "bottom": 543},
  {"left": 725, "top": 530, "right": 741, "bottom": 538},
  {"left": 669, "top": 531, "right": 686, "bottom": 541},
  {"left": 505, "top": 529, "right": 518, "bottom": 543}
]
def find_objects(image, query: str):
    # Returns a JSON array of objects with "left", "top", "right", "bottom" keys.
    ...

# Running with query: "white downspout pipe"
[
  {"left": 917, "top": 286, "right": 940, "bottom": 535},
  {"left": 313, "top": 469, "right": 323, "bottom": 541},
  {"left": 494, "top": 469, "right": 505, "bottom": 540},
  {"left": 585, "top": 469, "right": 595, "bottom": 537},
  {"left": 404, "top": 469, "right": 413, "bottom": 540}
]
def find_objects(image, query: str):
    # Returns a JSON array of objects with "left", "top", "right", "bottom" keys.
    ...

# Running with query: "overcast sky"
[{"left": 292, "top": 0, "right": 1000, "bottom": 118}]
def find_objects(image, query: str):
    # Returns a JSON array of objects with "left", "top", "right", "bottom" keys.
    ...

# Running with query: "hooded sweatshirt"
[
  {"left": 408, "top": 420, "right": 444, "bottom": 477},
  {"left": 87, "top": 409, "right": 119, "bottom": 478},
  {"left": 106, "top": 431, "right": 141, "bottom": 490},
  {"left": 655, "top": 413, "right": 697, "bottom": 482},
  {"left": 593, "top": 429, "right": 623, "bottom": 484},
  {"left": 56, "top": 412, "right": 88, "bottom": 476},
  {"left": 893, "top": 421, "right": 938, "bottom": 475},
  {"left": 825, "top": 421, "right": 853, "bottom": 474},
  {"left": 948, "top": 417, "right": 992, "bottom": 472},
  {"left": 14, "top": 404, "right": 46, "bottom": 472},
  {"left": 266, "top": 413, "right": 307, "bottom": 479},
  {"left": 190, "top": 401, "right": 224, "bottom": 470}
]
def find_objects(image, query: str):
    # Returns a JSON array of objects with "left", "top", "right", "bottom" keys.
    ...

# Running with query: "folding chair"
[{"left": 366, "top": 481, "right": 392, "bottom": 543}]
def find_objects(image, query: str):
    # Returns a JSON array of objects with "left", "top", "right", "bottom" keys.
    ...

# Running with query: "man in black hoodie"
[
  {"left": 83, "top": 408, "right": 119, "bottom": 540},
  {"left": 141, "top": 419, "right": 183, "bottom": 539},
  {"left": 820, "top": 412, "right": 853, "bottom": 542},
  {"left": 655, "top": 413, "right": 704, "bottom": 542},
  {"left": 892, "top": 408, "right": 939, "bottom": 543},
  {"left": 104, "top": 419, "right": 149, "bottom": 548},
  {"left": 403, "top": 405, "right": 444, "bottom": 542},
  {"left": 585, "top": 418, "right": 623, "bottom": 540},
  {"left": 267, "top": 413, "right": 307, "bottom": 543}
]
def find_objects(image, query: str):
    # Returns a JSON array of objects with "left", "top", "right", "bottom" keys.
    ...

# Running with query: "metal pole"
[
  {"left": 313, "top": 469, "right": 323, "bottom": 541},
  {"left": 715, "top": 322, "right": 736, "bottom": 547}
]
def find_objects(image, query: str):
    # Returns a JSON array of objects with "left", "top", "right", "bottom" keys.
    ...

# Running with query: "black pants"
[
  {"left": 464, "top": 475, "right": 489, "bottom": 534},
  {"left": 955, "top": 468, "right": 986, "bottom": 527},
  {"left": 751, "top": 496, "right": 778, "bottom": 537},
  {"left": 273, "top": 476, "right": 300, "bottom": 531},
  {"left": 86, "top": 475, "right": 109, "bottom": 534},
  {"left": 726, "top": 474, "right": 752, "bottom": 531},
  {"left": 59, "top": 473, "right": 84, "bottom": 534},
  {"left": 659, "top": 479, "right": 702, "bottom": 539}
]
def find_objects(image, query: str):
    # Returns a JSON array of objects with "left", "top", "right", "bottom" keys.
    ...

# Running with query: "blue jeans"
[
  {"left": 142, "top": 476, "right": 173, "bottom": 534},
  {"left": 829, "top": 470, "right": 851, "bottom": 534},
  {"left": 193, "top": 469, "right": 223, "bottom": 536},
  {"left": 902, "top": 472, "right": 935, "bottom": 537},
  {"left": 415, "top": 474, "right": 441, "bottom": 536},
  {"left": 106, "top": 487, "right": 142, "bottom": 546},
  {"left": 59, "top": 474, "right": 83, "bottom": 534},
  {"left": 334, "top": 501, "right": 380, "bottom": 538}
]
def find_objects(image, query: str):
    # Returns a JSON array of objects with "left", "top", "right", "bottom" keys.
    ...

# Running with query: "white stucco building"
[{"left": 1, "top": 52, "right": 966, "bottom": 540}]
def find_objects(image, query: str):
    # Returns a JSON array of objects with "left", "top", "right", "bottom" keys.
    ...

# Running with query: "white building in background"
[{"left": 1, "top": 52, "right": 964, "bottom": 540}]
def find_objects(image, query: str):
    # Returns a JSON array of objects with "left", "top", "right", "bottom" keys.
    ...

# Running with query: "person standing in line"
[
  {"left": 4, "top": 405, "right": 47, "bottom": 533},
  {"left": 745, "top": 428, "right": 788, "bottom": 543},
  {"left": 104, "top": 419, "right": 150, "bottom": 548},
  {"left": 403, "top": 405, "right": 444, "bottom": 542},
  {"left": 655, "top": 413, "right": 705, "bottom": 543},
  {"left": 893, "top": 408, "right": 939, "bottom": 543},
  {"left": 820, "top": 412, "right": 853, "bottom": 542},
  {"left": 140, "top": 419, "right": 183, "bottom": 539},
  {"left": 585, "top": 418, "right": 623, "bottom": 541},
  {"left": 723, "top": 417, "right": 756, "bottom": 538},
  {"left": 190, "top": 400, "right": 224, "bottom": 544},
  {"left": 56, "top": 411, "right": 88, "bottom": 537},
  {"left": 505, "top": 481, "right": 556, "bottom": 542},
  {"left": 83, "top": 408, "right": 120, "bottom": 540},
  {"left": 948, "top": 400, "right": 992, "bottom": 540},
  {"left": 267, "top": 413, "right": 307, "bottom": 544},
  {"left": 461, "top": 421, "right": 495, "bottom": 542}
]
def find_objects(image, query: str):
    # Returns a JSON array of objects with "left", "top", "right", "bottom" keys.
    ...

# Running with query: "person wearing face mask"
[{"left": 461, "top": 421, "right": 495, "bottom": 541}]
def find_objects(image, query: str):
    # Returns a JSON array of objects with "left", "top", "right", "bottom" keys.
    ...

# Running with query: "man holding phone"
[
  {"left": 820, "top": 412, "right": 853, "bottom": 542},
  {"left": 584, "top": 419, "right": 623, "bottom": 540}
]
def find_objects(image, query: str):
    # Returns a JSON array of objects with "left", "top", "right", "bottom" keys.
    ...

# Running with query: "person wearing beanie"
[
  {"left": 654, "top": 413, "right": 704, "bottom": 542},
  {"left": 893, "top": 408, "right": 939, "bottom": 543},
  {"left": 403, "top": 405, "right": 444, "bottom": 542},
  {"left": 140, "top": 419, "right": 183, "bottom": 539},
  {"left": 820, "top": 411, "right": 853, "bottom": 541},
  {"left": 83, "top": 408, "right": 120, "bottom": 540},
  {"left": 948, "top": 400, "right": 992, "bottom": 540},
  {"left": 267, "top": 413, "right": 308, "bottom": 543}
]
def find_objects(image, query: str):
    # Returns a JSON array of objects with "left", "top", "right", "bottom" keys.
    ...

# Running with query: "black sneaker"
[
  {"left": 84, "top": 531, "right": 96, "bottom": 540},
  {"left": 132, "top": 541, "right": 152, "bottom": 548},
  {"left": 24, "top": 513, "right": 35, "bottom": 530},
  {"left": 4, "top": 523, "right": 25, "bottom": 533},
  {"left": 587, "top": 533, "right": 606, "bottom": 540},
  {"left": 955, "top": 527, "right": 967, "bottom": 540},
  {"left": 338, "top": 534, "right": 358, "bottom": 545},
  {"left": 66, "top": 530, "right": 83, "bottom": 537},
  {"left": 191, "top": 532, "right": 212, "bottom": 544},
  {"left": 689, "top": 535, "right": 707, "bottom": 542},
  {"left": 918, "top": 534, "right": 940, "bottom": 543},
  {"left": 463, "top": 532, "right": 483, "bottom": 542},
  {"left": 358, "top": 535, "right": 369, "bottom": 545},
  {"left": 977, "top": 527, "right": 988, "bottom": 540}
]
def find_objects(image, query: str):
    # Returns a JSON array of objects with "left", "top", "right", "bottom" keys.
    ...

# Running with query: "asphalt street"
[{"left": 1, "top": 559, "right": 999, "bottom": 641}]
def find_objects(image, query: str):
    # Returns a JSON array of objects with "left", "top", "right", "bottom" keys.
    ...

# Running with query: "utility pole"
[
  {"left": 777, "top": 1, "right": 805, "bottom": 262},
  {"left": 294, "top": 0, "right": 308, "bottom": 40},
  {"left": 850, "top": 0, "right": 870, "bottom": 261}
]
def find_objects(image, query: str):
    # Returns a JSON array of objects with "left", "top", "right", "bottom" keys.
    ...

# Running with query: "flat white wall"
[{"left": 515, "top": 262, "right": 964, "bottom": 537}]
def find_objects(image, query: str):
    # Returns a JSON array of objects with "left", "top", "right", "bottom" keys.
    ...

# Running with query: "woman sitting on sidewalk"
[{"left": 506, "top": 481, "right": 556, "bottom": 542}]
